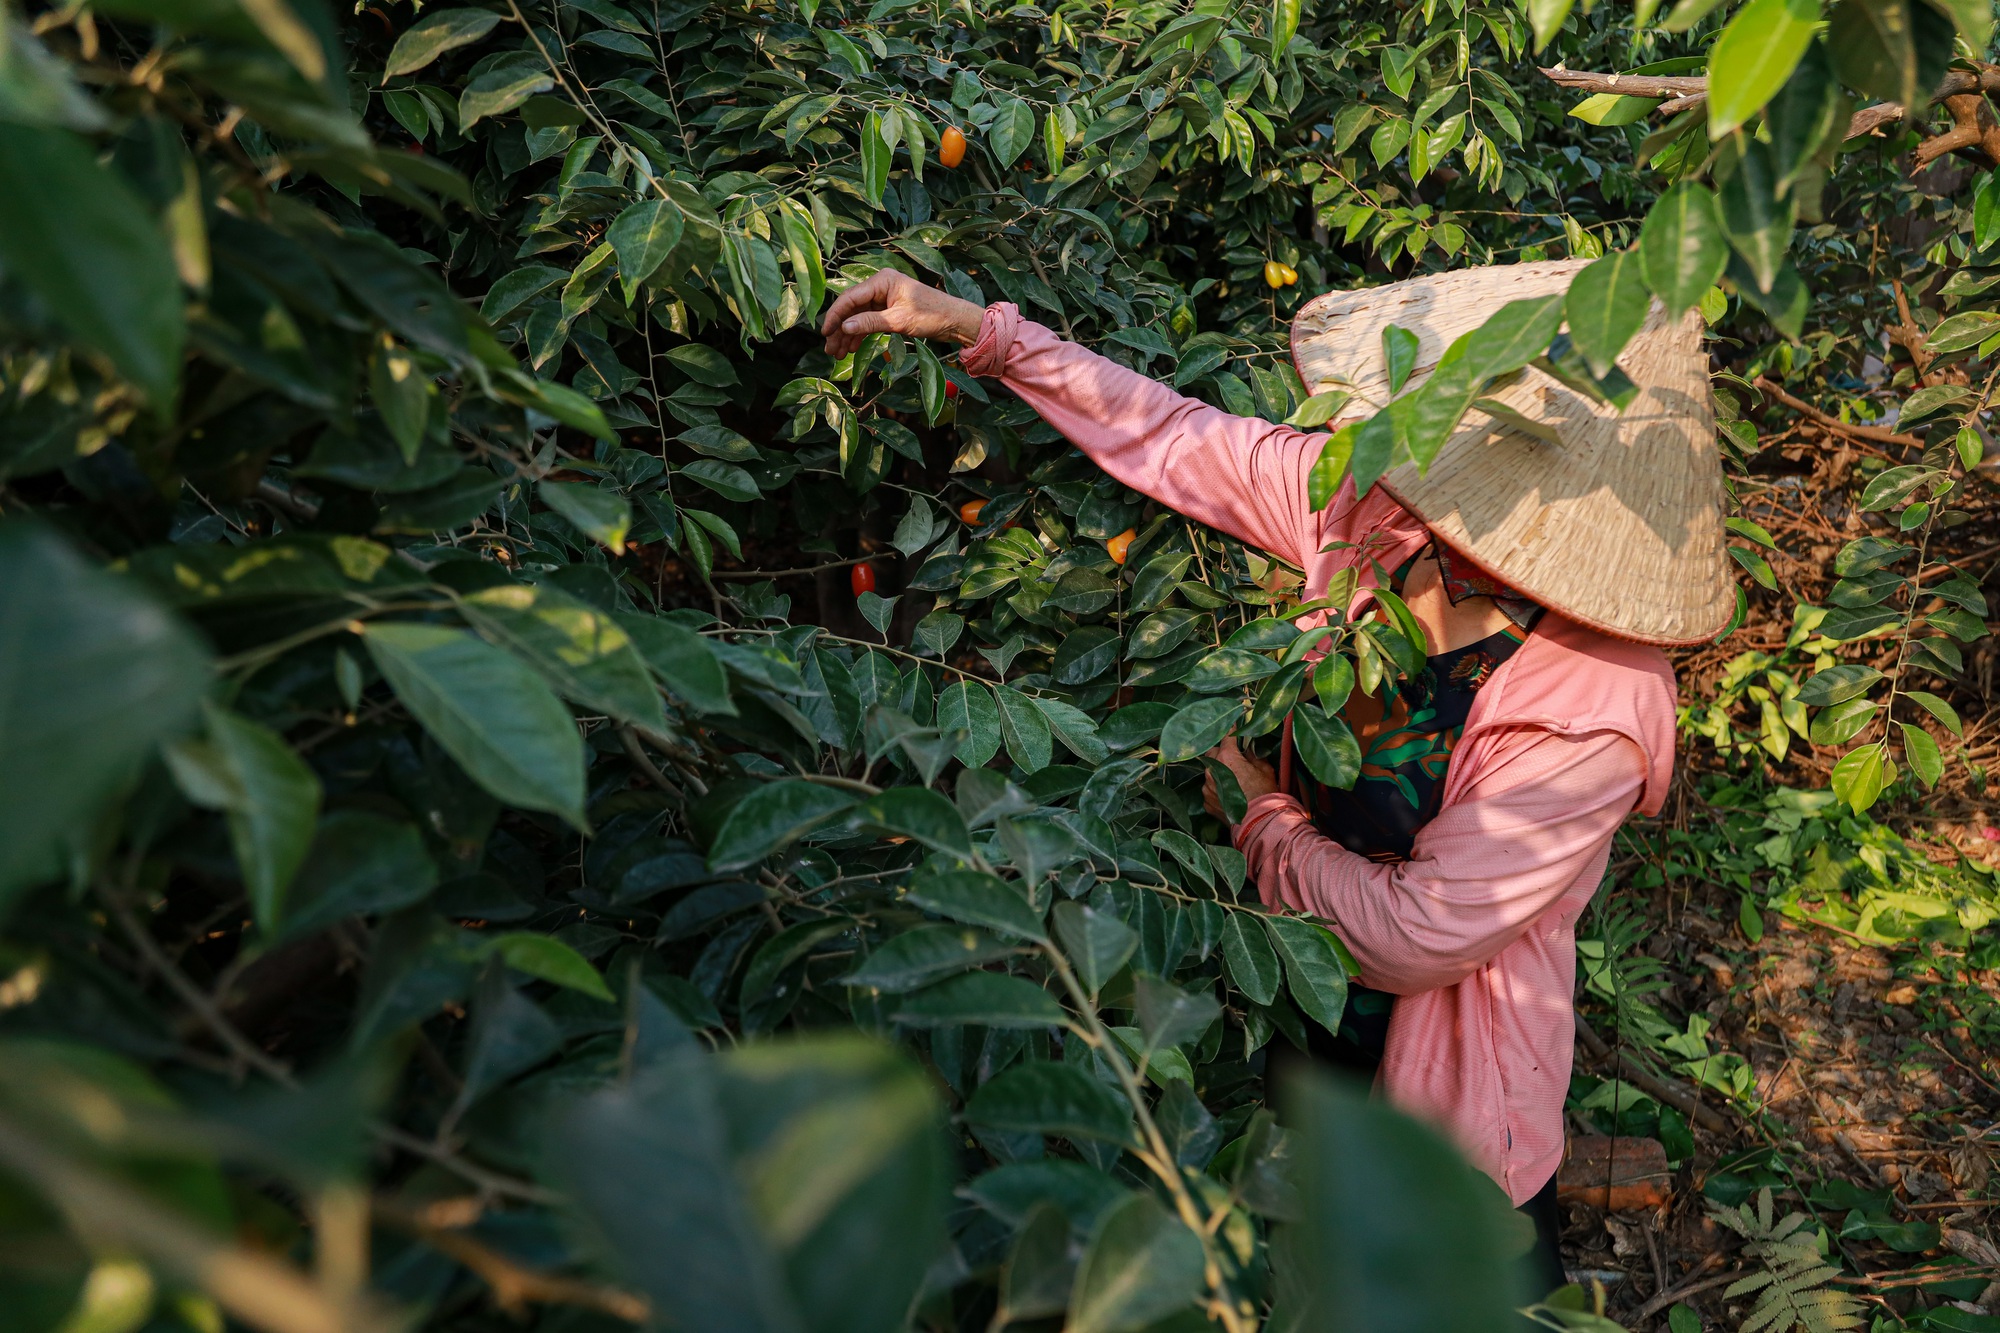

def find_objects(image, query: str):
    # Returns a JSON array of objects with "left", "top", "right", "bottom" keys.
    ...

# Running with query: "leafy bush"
[{"left": 0, "top": 0, "right": 1994, "bottom": 1323}]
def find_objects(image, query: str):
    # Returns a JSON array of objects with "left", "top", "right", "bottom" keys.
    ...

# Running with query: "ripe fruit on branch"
[
  {"left": 1279, "top": 263, "right": 1298, "bottom": 286},
  {"left": 851, "top": 562, "right": 877, "bottom": 595},
  {"left": 959, "top": 499, "right": 986, "bottom": 524},
  {"left": 1264, "top": 261, "right": 1285, "bottom": 289},
  {"left": 1106, "top": 528, "right": 1136, "bottom": 564},
  {"left": 939, "top": 126, "right": 966, "bottom": 168},
  {"left": 944, "top": 379, "right": 959, "bottom": 400}
]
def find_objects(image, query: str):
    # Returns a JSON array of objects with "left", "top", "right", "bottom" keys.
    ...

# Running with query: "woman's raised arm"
[{"left": 822, "top": 271, "right": 1327, "bottom": 570}]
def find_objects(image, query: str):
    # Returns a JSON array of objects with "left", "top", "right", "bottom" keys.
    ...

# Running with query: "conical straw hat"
[{"left": 1289, "top": 259, "right": 1733, "bottom": 647}]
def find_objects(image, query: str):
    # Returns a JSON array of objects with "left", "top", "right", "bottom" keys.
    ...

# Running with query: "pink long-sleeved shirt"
[{"left": 960, "top": 302, "right": 1678, "bottom": 1203}]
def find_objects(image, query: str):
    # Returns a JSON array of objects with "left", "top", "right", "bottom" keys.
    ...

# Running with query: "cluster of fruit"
[{"left": 1262, "top": 260, "right": 1300, "bottom": 288}]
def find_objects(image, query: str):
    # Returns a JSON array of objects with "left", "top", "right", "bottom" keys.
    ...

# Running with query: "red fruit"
[
  {"left": 940, "top": 126, "right": 967, "bottom": 168},
  {"left": 851, "top": 562, "right": 877, "bottom": 595},
  {"left": 944, "top": 379, "right": 960, "bottom": 400}
]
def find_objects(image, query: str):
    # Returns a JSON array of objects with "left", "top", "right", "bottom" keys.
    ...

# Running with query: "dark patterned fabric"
[{"left": 1292, "top": 550, "right": 1538, "bottom": 1068}]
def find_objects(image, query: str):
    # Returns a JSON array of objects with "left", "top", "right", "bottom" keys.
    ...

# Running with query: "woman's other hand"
[
  {"left": 1201, "top": 736, "right": 1278, "bottom": 821},
  {"left": 820, "top": 270, "right": 985, "bottom": 359}
]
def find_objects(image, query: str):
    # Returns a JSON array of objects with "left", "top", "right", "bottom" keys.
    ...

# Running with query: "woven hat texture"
[{"left": 1289, "top": 259, "right": 1732, "bottom": 646}]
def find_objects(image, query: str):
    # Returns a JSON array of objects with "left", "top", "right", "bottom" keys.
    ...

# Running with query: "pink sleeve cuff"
[
  {"left": 958, "top": 302, "right": 1020, "bottom": 378},
  {"left": 1233, "top": 792, "right": 1306, "bottom": 847}
]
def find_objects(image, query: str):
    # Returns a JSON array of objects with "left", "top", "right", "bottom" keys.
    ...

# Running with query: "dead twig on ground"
[{"left": 1575, "top": 1010, "right": 1733, "bottom": 1135}]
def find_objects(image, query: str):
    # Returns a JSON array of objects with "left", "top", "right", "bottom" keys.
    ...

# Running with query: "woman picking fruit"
[{"left": 820, "top": 264, "right": 1731, "bottom": 1298}]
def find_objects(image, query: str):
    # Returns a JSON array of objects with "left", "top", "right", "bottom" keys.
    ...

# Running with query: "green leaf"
[
  {"left": 991, "top": 97, "right": 1036, "bottom": 168},
  {"left": 1568, "top": 92, "right": 1664, "bottom": 126},
  {"left": 1923, "top": 311, "right": 2000, "bottom": 354},
  {"left": 906, "top": 869, "right": 1045, "bottom": 940},
  {"left": 1381, "top": 324, "right": 1420, "bottom": 395},
  {"left": 1526, "top": 0, "right": 1575, "bottom": 51},
  {"left": 539, "top": 480, "right": 632, "bottom": 554},
  {"left": 549, "top": 1038, "right": 946, "bottom": 1333},
  {"left": 458, "top": 64, "right": 553, "bottom": 128},
  {"left": 1767, "top": 44, "right": 1845, "bottom": 191},
  {"left": 165, "top": 703, "right": 322, "bottom": 934},
  {"left": 682, "top": 459, "right": 761, "bottom": 504},
  {"left": 1053, "top": 902, "right": 1138, "bottom": 995},
  {"left": 277, "top": 811, "right": 436, "bottom": 942},
  {"left": 1976, "top": 172, "right": 2000, "bottom": 251},
  {"left": 1904, "top": 690, "right": 1962, "bottom": 735},
  {"left": 1066, "top": 1193, "right": 1205, "bottom": 1333},
  {"left": 1287, "top": 1071, "right": 1524, "bottom": 1329},
  {"left": 1830, "top": 741, "right": 1892, "bottom": 814},
  {"left": 1809, "top": 696, "right": 1878, "bottom": 745},
  {"left": 1899, "top": 721, "right": 1943, "bottom": 788},
  {"left": 861, "top": 109, "right": 892, "bottom": 206},
  {"left": 891, "top": 970, "right": 1067, "bottom": 1028},
  {"left": 1717, "top": 140, "right": 1794, "bottom": 295},
  {"left": 844, "top": 925, "right": 1017, "bottom": 992},
  {"left": 364, "top": 623, "right": 586, "bottom": 827},
  {"left": 937, "top": 681, "right": 1002, "bottom": 768},
  {"left": 1054, "top": 626, "right": 1121, "bottom": 685},
  {"left": 1269, "top": 0, "right": 1303, "bottom": 54},
  {"left": 1292, "top": 703, "right": 1361, "bottom": 789},
  {"left": 664, "top": 343, "right": 739, "bottom": 386},
  {"left": 1463, "top": 293, "right": 1567, "bottom": 380},
  {"left": 1285, "top": 390, "right": 1352, "bottom": 429},
  {"left": 1002, "top": 1204, "right": 1077, "bottom": 1322},
  {"left": 964, "top": 1061, "right": 1133, "bottom": 1145},
  {"left": 1264, "top": 915, "right": 1349, "bottom": 1034},
  {"left": 1828, "top": 0, "right": 1954, "bottom": 113},
  {"left": 996, "top": 685, "right": 1054, "bottom": 773},
  {"left": 707, "top": 781, "right": 859, "bottom": 872},
  {"left": 463, "top": 583, "right": 664, "bottom": 728},
  {"left": 384, "top": 8, "right": 503, "bottom": 77},
  {"left": 1135, "top": 975, "right": 1220, "bottom": 1052},
  {"left": 1220, "top": 911, "right": 1282, "bottom": 1005},
  {"left": 1183, "top": 647, "right": 1281, "bottom": 694},
  {"left": 608, "top": 198, "right": 686, "bottom": 297},
  {"left": 1566, "top": 249, "right": 1649, "bottom": 378},
  {"left": 1157, "top": 696, "right": 1242, "bottom": 763},
  {"left": 486, "top": 931, "right": 614, "bottom": 1001},
  {"left": 0, "top": 125, "right": 184, "bottom": 405},
  {"left": 0, "top": 521, "right": 210, "bottom": 905},
  {"left": 858, "top": 788, "right": 972, "bottom": 858},
  {"left": 1794, "top": 664, "right": 1883, "bottom": 705},
  {"left": 1704, "top": 0, "right": 1819, "bottom": 138},
  {"left": 615, "top": 614, "right": 736, "bottom": 715}
]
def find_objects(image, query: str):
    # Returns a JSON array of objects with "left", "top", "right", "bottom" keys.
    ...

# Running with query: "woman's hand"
[
  {"left": 820, "top": 270, "right": 986, "bottom": 360},
  {"left": 1201, "top": 736, "right": 1278, "bottom": 821}
]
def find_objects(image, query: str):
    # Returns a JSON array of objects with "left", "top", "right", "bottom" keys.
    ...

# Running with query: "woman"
[{"left": 820, "top": 264, "right": 1731, "bottom": 1294}]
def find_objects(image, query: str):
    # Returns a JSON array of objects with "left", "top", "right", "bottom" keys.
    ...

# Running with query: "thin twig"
[{"left": 374, "top": 1199, "right": 648, "bottom": 1322}]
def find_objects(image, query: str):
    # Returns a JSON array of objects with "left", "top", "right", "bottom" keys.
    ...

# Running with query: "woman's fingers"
[{"left": 820, "top": 270, "right": 897, "bottom": 336}]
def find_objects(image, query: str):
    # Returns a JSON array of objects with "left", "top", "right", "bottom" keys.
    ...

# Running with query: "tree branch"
[
  {"left": 1752, "top": 376, "right": 1922, "bottom": 448},
  {"left": 1539, "top": 62, "right": 2000, "bottom": 166}
]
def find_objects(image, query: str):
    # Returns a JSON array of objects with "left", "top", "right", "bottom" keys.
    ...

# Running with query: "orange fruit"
[
  {"left": 940, "top": 126, "right": 967, "bottom": 168},
  {"left": 959, "top": 499, "right": 987, "bottom": 524},
  {"left": 1279, "top": 263, "right": 1299, "bottom": 286},
  {"left": 1106, "top": 528, "right": 1137, "bottom": 564},
  {"left": 1264, "top": 261, "right": 1285, "bottom": 289}
]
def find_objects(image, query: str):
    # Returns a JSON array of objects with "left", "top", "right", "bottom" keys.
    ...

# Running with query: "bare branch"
[{"left": 1753, "top": 376, "right": 1922, "bottom": 448}]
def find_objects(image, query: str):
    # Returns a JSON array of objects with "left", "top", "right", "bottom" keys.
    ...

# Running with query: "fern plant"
[{"left": 1711, "top": 1190, "right": 1865, "bottom": 1333}]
